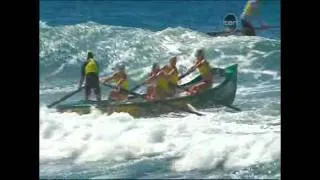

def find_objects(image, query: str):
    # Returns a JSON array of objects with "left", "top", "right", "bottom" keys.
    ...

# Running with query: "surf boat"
[{"left": 55, "top": 64, "right": 238, "bottom": 117}]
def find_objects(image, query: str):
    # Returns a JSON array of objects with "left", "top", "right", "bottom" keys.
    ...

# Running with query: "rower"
[
  {"left": 145, "top": 63, "right": 171, "bottom": 100},
  {"left": 102, "top": 64, "right": 129, "bottom": 101},
  {"left": 186, "top": 49, "right": 214, "bottom": 95},
  {"left": 145, "top": 57, "right": 179, "bottom": 100},
  {"left": 240, "top": 0, "right": 269, "bottom": 36},
  {"left": 161, "top": 56, "right": 180, "bottom": 96},
  {"left": 146, "top": 63, "right": 161, "bottom": 101},
  {"left": 78, "top": 51, "right": 101, "bottom": 101}
]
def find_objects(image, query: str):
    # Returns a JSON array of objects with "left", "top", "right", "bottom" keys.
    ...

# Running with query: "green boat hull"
[{"left": 56, "top": 64, "right": 238, "bottom": 117}]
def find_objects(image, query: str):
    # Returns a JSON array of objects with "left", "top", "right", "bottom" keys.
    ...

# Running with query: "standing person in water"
[
  {"left": 79, "top": 52, "right": 101, "bottom": 101},
  {"left": 240, "top": 0, "right": 269, "bottom": 36}
]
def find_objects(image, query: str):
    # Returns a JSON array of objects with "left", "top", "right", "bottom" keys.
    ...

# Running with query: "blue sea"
[{"left": 40, "top": 0, "right": 281, "bottom": 179}]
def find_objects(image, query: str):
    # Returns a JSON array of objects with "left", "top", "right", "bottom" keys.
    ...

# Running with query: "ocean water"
[{"left": 40, "top": 0, "right": 281, "bottom": 179}]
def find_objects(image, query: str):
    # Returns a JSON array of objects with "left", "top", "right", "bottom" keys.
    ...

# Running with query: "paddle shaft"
[
  {"left": 47, "top": 72, "right": 110, "bottom": 109},
  {"left": 130, "top": 82, "right": 146, "bottom": 92},
  {"left": 178, "top": 70, "right": 193, "bottom": 80},
  {"left": 47, "top": 86, "right": 84, "bottom": 108},
  {"left": 103, "top": 83, "right": 204, "bottom": 116}
]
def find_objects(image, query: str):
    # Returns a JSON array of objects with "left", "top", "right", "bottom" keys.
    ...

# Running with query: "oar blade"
[
  {"left": 224, "top": 104, "right": 241, "bottom": 111},
  {"left": 186, "top": 103, "right": 205, "bottom": 116},
  {"left": 46, "top": 87, "right": 84, "bottom": 108}
]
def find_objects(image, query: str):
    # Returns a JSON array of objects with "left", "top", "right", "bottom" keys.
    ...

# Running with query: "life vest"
[
  {"left": 198, "top": 60, "right": 211, "bottom": 77},
  {"left": 85, "top": 58, "right": 99, "bottom": 75},
  {"left": 113, "top": 72, "right": 129, "bottom": 90},
  {"left": 162, "top": 65, "right": 179, "bottom": 85},
  {"left": 156, "top": 74, "right": 170, "bottom": 93}
]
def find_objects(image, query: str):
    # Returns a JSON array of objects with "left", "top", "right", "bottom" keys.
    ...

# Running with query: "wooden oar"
[
  {"left": 130, "top": 81, "right": 147, "bottom": 92},
  {"left": 173, "top": 84, "right": 241, "bottom": 112},
  {"left": 178, "top": 69, "right": 195, "bottom": 80},
  {"left": 103, "top": 83, "right": 204, "bottom": 116},
  {"left": 47, "top": 86, "right": 84, "bottom": 108}
]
